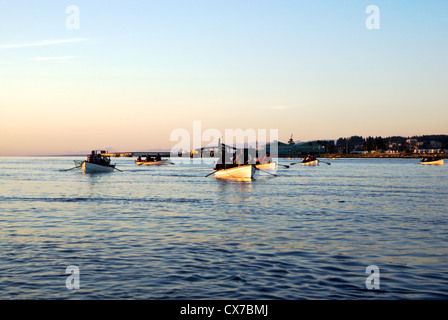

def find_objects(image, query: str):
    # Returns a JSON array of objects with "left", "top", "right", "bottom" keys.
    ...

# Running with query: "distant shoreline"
[
  {"left": 316, "top": 153, "right": 447, "bottom": 159},
  {"left": 0, "top": 154, "right": 86, "bottom": 157},
  {"left": 1, "top": 151, "right": 447, "bottom": 159}
]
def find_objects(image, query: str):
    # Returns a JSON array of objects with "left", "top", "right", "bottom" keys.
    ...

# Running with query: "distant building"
[
  {"left": 414, "top": 149, "right": 443, "bottom": 154},
  {"left": 405, "top": 138, "right": 425, "bottom": 149},
  {"left": 430, "top": 141, "right": 442, "bottom": 148},
  {"left": 388, "top": 142, "right": 402, "bottom": 151}
]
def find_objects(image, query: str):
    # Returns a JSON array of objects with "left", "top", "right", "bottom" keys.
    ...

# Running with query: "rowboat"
[
  {"left": 74, "top": 150, "right": 117, "bottom": 173},
  {"left": 214, "top": 164, "right": 256, "bottom": 181},
  {"left": 82, "top": 161, "right": 115, "bottom": 173},
  {"left": 302, "top": 159, "right": 319, "bottom": 166},
  {"left": 135, "top": 160, "right": 169, "bottom": 166},
  {"left": 73, "top": 160, "right": 116, "bottom": 173},
  {"left": 420, "top": 157, "right": 444, "bottom": 165}
]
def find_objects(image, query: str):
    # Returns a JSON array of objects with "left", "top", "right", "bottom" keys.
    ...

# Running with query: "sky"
[{"left": 1, "top": 0, "right": 447, "bottom": 155}]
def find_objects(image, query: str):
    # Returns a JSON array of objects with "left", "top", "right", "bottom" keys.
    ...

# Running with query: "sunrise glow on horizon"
[{"left": 1, "top": 1, "right": 447, "bottom": 156}]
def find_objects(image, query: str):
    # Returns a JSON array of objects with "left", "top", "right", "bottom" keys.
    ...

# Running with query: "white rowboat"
[
  {"left": 302, "top": 159, "right": 319, "bottom": 166},
  {"left": 136, "top": 160, "right": 169, "bottom": 166},
  {"left": 214, "top": 164, "right": 256, "bottom": 181},
  {"left": 82, "top": 161, "right": 115, "bottom": 173},
  {"left": 420, "top": 158, "right": 444, "bottom": 165},
  {"left": 72, "top": 150, "right": 117, "bottom": 173}
]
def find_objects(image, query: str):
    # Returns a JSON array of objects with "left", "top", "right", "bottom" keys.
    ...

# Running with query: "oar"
[
  {"left": 318, "top": 160, "right": 331, "bottom": 165},
  {"left": 113, "top": 167, "right": 123, "bottom": 172},
  {"left": 59, "top": 166, "right": 81, "bottom": 172},
  {"left": 60, "top": 159, "right": 86, "bottom": 171},
  {"left": 277, "top": 163, "right": 289, "bottom": 168},
  {"left": 205, "top": 170, "right": 218, "bottom": 177}
]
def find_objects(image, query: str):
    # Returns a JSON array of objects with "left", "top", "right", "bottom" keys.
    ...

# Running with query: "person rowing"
[
  {"left": 256, "top": 152, "right": 272, "bottom": 164},
  {"left": 304, "top": 154, "right": 316, "bottom": 162},
  {"left": 86, "top": 150, "right": 111, "bottom": 167},
  {"left": 87, "top": 150, "right": 98, "bottom": 164},
  {"left": 236, "top": 149, "right": 245, "bottom": 166},
  {"left": 262, "top": 152, "right": 272, "bottom": 164}
]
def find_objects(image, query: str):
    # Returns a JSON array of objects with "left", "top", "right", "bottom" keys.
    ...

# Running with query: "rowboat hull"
[
  {"left": 136, "top": 160, "right": 169, "bottom": 165},
  {"left": 82, "top": 161, "right": 115, "bottom": 173},
  {"left": 255, "top": 162, "right": 277, "bottom": 174},
  {"left": 302, "top": 160, "right": 318, "bottom": 166},
  {"left": 420, "top": 159, "right": 444, "bottom": 165},
  {"left": 214, "top": 164, "right": 256, "bottom": 181}
]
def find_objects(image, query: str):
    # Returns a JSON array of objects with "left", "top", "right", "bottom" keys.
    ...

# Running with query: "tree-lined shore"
[
  {"left": 320, "top": 152, "right": 448, "bottom": 159},
  {"left": 314, "top": 134, "right": 448, "bottom": 155}
]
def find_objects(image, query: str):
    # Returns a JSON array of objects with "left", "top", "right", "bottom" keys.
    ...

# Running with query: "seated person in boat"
[
  {"left": 214, "top": 151, "right": 240, "bottom": 171},
  {"left": 263, "top": 152, "right": 272, "bottom": 164},
  {"left": 425, "top": 156, "right": 441, "bottom": 162},
  {"left": 247, "top": 152, "right": 255, "bottom": 164},
  {"left": 87, "top": 150, "right": 98, "bottom": 164},
  {"left": 215, "top": 162, "right": 240, "bottom": 171},
  {"left": 257, "top": 152, "right": 272, "bottom": 164},
  {"left": 236, "top": 149, "right": 245, "bottom": 166},
  {"left": 98, "top": 156, "right": 110, "bottom": 166},
  {"left": 146, "top": 155, "right": 153, "bottom": 162},
  {"left": 155, "top": 153, "right": 162, "bottom": 161},
  {"left": 304, "top": 154, "right": 316, "bottom": 162},
  {"left": 136, "top": 156, "right": 141, "bottom": 162}
]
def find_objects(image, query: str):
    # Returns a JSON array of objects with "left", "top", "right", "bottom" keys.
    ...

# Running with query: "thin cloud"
[
  {"left": 264, "top": 104, "right": 307, "bottom": 110},
  {"left": 0, "top": 38, "right": 87, "bottom": 49},
  {"left": 265, "top": 105, "right": 289, "bottom": 110},
  {"left": 32, "top": 56, "right": 77, "bottom": 61}
]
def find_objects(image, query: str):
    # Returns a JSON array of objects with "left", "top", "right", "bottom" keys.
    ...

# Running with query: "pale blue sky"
[{"left": 1, "top": 1, "right": 447, "bottom": 155}]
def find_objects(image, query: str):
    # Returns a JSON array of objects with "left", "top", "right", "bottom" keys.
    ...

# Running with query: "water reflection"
[{"left": 216, "top": 180, "right": 252, "bottom": 204}]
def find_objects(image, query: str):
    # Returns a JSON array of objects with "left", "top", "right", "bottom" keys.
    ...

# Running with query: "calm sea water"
[{"left": 0, "top": 156, "right": 447, "bottom": 300}]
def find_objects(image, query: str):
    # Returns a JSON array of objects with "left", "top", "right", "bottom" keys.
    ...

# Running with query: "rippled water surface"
[{"left": 1, "top": 156, "right": 447, "bottom": 299}]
